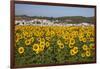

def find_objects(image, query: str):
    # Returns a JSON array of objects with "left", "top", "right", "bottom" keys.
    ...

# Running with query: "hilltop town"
[{"left": 15, "top": 15, "right": 95, "bottom": 26}]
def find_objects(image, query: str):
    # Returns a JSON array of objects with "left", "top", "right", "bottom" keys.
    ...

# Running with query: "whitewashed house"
[{"left": 15, "top": 20, "right": 26, "bottom": 25}]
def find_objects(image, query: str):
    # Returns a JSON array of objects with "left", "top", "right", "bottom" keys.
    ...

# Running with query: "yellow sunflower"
[
  {"left": 68, "top": 44, "right": 74, "bottom": 48},
  {"left": 46, "top": 31, "right": 51, "bottom": 37},
  {"left": 64, "top": 40, "right": 68, "bottom": 44},
  {"left": 86, "top": 33, "right": 90, "bottom": 38},
  {"left": 39, "top": 31, "right": 44, "bottom": 37},
  {"left": 46, "top": 42, "right": 50, "bottom": 48},
  {"left": 23, "top": 31, "right": 29, "bottom": 37},
  {"left": 70, "top": 46, "right": 78, "bottom": 56},
  {"left": 86, "top": 51, "right": 91, "bottom": 57},
  {"left": 45, "top": 37, "right": 51, "bottom": 41},
  {"left": 73, "top": 47, "right": 78, "bottom": 54},
  {"left": 50, "top": 31, "right": 55, "bottom": 37},
  {"left": 39, "top": 45, "right": 45, "bottom": 52},
  {"left": 40, "top": 42, "right": 45, "bottom": 47},
  {"left": 25, "top": 39, "right": 31, "bottom": 46},
  {"left": 57, "top": 40, "right": 62, "bottom": 45},
  {"left": 18, "top": 47, "right": 24, "bottom": 54},
  {"left": 34, "top": 31, "right": 40, "bottom": 37},
  {"left": 32, "top": 44, "right": 39, "bottom": 52},
  {"left": 59, "top": 43, "right": 64, "bottom": 49},
  {"left": 82, "top": 38, "right": 87, "bottom": 43},
  {"left": 38, "top": 38, "right": 45, "bottom": 43},
  {"left": 82, "top": 44, "right": 88, "bottom": 51},
  {"left": 39, "top": 41, "right": 45, "bottom": 51},
  {"left": 90, "top": 37, "right": 94, "bottom": 42},
  {"left": 19, "top": 34, "right": 23, "bottom": 39},
  {"left": 79, "top": 36, "right": 83, "bottom": 42},
  {"left": 70, "top": 49, "right": 75, "bottom": 56},
  {"left": 63, "top": 34, "right": 69, "bottom": 40},
  {"left": 69, "top": 38, "right": 75, "bottom": 45}
]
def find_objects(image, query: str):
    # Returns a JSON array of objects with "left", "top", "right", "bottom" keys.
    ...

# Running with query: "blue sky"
[{"left": 15, "top": 4, "right": 95, "bottom": 17}]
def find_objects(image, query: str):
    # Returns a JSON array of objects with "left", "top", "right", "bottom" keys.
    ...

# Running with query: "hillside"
[{"left": 15, "top": 15, "right": 95, "bottom": 24}]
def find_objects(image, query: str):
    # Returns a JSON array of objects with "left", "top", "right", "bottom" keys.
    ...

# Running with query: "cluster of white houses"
[
  {"left": 15, "top": 19, "right": 54, "bottom": 26},
  {"left": 15, "top": 19, "right": 94, "bottom": 26}
]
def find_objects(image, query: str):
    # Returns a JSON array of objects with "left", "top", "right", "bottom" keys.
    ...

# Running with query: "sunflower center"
[{"left": 34, "top": 46, "right": 38, "bottom": 49}]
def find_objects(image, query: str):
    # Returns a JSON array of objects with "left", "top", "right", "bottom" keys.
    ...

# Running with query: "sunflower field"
[{"left": 15, "top": 25, "right": 95, "bottom": 66}]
